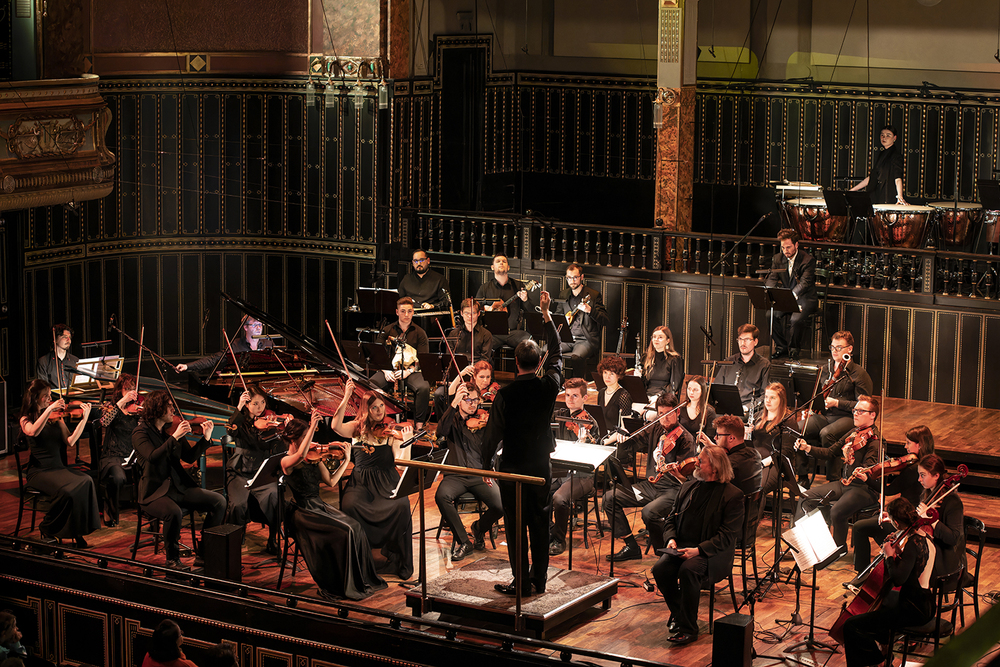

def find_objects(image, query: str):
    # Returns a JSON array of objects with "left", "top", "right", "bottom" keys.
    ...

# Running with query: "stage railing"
[
  {"left": 396, "top": 457, "right": 545, "bottom": 633},
  {"left": 413, "top": 212, "right": 1000, "bottom": 301}
]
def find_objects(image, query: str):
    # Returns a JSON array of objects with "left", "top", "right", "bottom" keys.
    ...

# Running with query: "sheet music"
[
  {"left": 552, "top": 439, "right": 617, "bottom": 471},
  {"left": 245, "top": 453, "right": 286, "bottom": 489},
  {"left": 784, "top": 509, "right": 839, "bottom": 571}
]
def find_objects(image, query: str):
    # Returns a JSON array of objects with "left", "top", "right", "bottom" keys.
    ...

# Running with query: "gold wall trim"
[{"left": 25, "top": 237, "right": 375, "bottom": 266}]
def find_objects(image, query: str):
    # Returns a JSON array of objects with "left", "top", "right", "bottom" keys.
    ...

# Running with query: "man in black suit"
[
  {"left": 765, "top": 229, "right": 818, "bottom": 360},
  {"left": 652, "top": 444, "right": 745, "bottom": 646},
  {"left": 132, "top": 390, "right": 227, "bottom": 570},
  {"left": 36, "top": 324, "right": 79, "bottom": 392},
  {"left": 481, "top": 290, "right": 563, "bottom": 596},
  {"left": 555, "top": 263, "right": 609, "bottom": 364}
]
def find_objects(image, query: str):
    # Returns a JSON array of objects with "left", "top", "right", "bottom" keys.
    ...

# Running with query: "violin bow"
[
  {"left": 536, "top": 323, "right": 564, "bottom": 377},
  {"left": 435, "top": 318, "right": 466, "bottom": 384},
  {"left": 879, "top": 390, "right": 887, "bottom": 516},
  {"left": 222, "top": 327, "right": 250, "bottom": 394},
  {"left": 271, "top": 348, "right": 316, "bottom": 412},
  {"left": 135, "top": 326, "right": 144, "bottom": 400},
  {"left": 51, "top": 327, "right": 64, "bottom": 399},
  {"left": 697, "top": 361, "right": 720, "bottom": 443},
  {"left": 613, "top": 399, "right": 689, "bottom": 443}
]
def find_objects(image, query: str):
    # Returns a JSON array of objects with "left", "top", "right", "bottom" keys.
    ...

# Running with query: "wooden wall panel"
[
  {"left": 935, "top": 312, "right": 958, "bottom": 405},
  {"left": 958, "top": 314, "right": 983, "bottom": 407}
]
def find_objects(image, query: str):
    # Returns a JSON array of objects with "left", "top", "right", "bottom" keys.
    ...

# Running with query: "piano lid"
[{"left": 220, "top": 291, "right": 405, "bottom": 412}]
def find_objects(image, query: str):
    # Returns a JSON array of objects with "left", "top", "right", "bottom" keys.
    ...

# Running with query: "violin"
[
  {"left": 565, "top": 410, "right": 595, "bottom": 442},
  {"left": 843, "top": 426, "right": 875, "bottom": 466},
  {"left": 304, "top": 443, "right": 346, "bottom": 463},
  {"left": 649, "top": 425, "right": 686, "bottom": 483},
  {"left": 465, "top": 409, "right": 489, "bottom": 432},
  {"left": 665, "top": 456, "right": 700, "bottom": 483},
  {"left": 48, "top": 400, "right": 90, "bottom": 421},
  {"left": 841, "top": 452, "right": 917, "bottom": 486},
  {"left": 170, "top": 414, "right": 212, "bottom": 438},
  {"left": 481, "top": 382, "right": 501, "bottom": 402},
  {"left": 254, "top": 413, "right": 293, "bottom": 430}
]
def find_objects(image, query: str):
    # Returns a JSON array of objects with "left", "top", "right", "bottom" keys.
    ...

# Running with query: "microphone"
[
  {"left": 700, "top": 326, "right": 716, "bottom": 347},
  {"left": 108, "top": 314, "right": 116, "bottom": 332},
  {"left": 202, "top": 308, "right": 210, "bottom": 329}
]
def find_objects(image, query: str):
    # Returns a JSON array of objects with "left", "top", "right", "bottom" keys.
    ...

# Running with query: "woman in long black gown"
[
  {"left": 332, "top": 382, "right": 415, "bottom": 580},
  {"left": 19, "top": 379, "right": 100, "bottom": 546},
  {"left": 749, "top": 382, "right": 797, "bottom": 522},
  {"left": 281, "top": 393, "right": 387, "bottom": 601},
  {"left": 637, "top": 325, "right": 684, "bottom": 400},
  {"left": 98, "top": 373, "right": 140, "bottom": 527},
  {"left": 226, "top": 385, "right": 287, "bottom": 554}
]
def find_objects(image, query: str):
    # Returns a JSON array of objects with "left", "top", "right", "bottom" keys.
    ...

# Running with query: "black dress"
[
  {"left": 26, "top": 421, "right": 100, "bottom": 539},
  {"left": 641, "top": 352, "right": 684, "bottom": 399},
  {"left": 865, "top": 145, "right": 904, "bottom": 205},
  {"left": 98, "top": 404, "right": 140, "bottom": 524},
  {"left": 341, "top": 438, "right": 414, "bottom": 579},
  {"left": 598, "top": 386, "right": 632, "bottom": 436},
  {"left": 226, "top": 410, "right": 283, "bottom": 528},
  {"left": 678, "top": 405, "right": 716, "bottom": 439},
  {"left": 285, "top": 461, "right": 387, "bottom": 600}
]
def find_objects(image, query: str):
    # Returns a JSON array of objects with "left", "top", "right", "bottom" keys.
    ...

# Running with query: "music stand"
[
  {"left": 341, "top": 341, "right": 368, "bottom": 369},
  {"left": 844, "top": 191, "right": 876, "bottom": 245},
  {"left": 361, "top": 342, "right": 395, "bottom": 374},
  {"left": 526, "top": 312, "right": 574, "bottom": 344},
  {"left": 823, "top": 189, "right": 850, "bottom": 217},
  {"left": 551, "top": 440, "right": 617, "bottom": 571},
  {"left": 392, "top": 448, "right": 448, "bottom": 499},
  {"left": 782, "top": 509, "right": 848, "bottom": 662},
  {"left": 709, "top": 384, "right": 744, "bottom": 417},
  {"left": 746, "top": 285, "right": 799, "bottom": 351},
  {"left": 416, "top": 353, "right": 447, "bottom": 386},
  {"left": 480, "top": 311, "right": 510, "bottom": 337},
  {"left": 356, "top": 287, "right": 400, "bottom": 316}
]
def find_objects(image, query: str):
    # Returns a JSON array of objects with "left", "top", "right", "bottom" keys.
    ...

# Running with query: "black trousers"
[
  {"left": 851, "top": 516, "right": 893, "bottom": 573},
  {"left": 100, "top": 459, "right": 128, "bottom": 523},
  {"left": 370, "top": 370, "right": 431, "bottom": 423},
  {"left": 652, "top": 552, "right": 710, "bottom": 636},
  {"left": 142, "top": 487, "right": 227, "bottom": 561},
  {"left": 602, "top": 479, "right": 679, "bottom": 545},
  {"left": 796, "top": 481, "right": 876, "bottom": 547},
  {"left": 498, "top": 477, "right": 551, "bottom": 591},
  {"left": 550, "top": 472, "right": 595, "bottom": 544},
  {"left": 772, "top": 299, "right": 817, "bottom": 352},
  {"left": 796, "top": 414, "right": 854, "bottom": 481},
  {"left": 435, "top": 474, "right": 504, "bottom": 545},
  {"left": 843, "top": 589, "right": 934, "bottom": 667}
]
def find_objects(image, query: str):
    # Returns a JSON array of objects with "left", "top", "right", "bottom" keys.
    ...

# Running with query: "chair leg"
[
  {"left": 30, "top": 499, "right": 39, "bottom": 533},
  {"left": 131, "top": 508, "right": 144, "bottom": 559},
  {"left": 592, "top": 491, "right": 604, "bottom": 538},
  {"left": 708, "top": 585, "right": 716, "bottom": 634}
]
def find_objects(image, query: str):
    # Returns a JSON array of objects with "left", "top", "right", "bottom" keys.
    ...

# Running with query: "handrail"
[{"left": 395, "top": 457, "right": 544, "bottom": 631}]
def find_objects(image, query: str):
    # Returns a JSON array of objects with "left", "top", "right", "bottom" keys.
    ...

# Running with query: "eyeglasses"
[
  {"left": 461, "top": 398, "right": 480, "bottom": 404},
  {"left": 829, "top": 344, "right": 850, "bottom": 352},
  {"left": 737, "top": 337, "right": 755, "bottom": 344},
  {"left": 852, "top": 408, "right": 875, "bottom": 414},
  {"left": 715, "top": 432, "right": 732, "bottom": 439},
  {"left": 412, "top": 257, "right": 429, "bottom": 263}
]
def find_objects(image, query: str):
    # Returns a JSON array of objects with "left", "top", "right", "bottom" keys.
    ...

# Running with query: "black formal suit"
[
  {"left": 132, "top": 419, "right": 226, "bottom": 561},
  {"left": 652, "top": 479, "right": 744, "bottom": 636},
  {"left": 555, "top": 285, "right": 608, "bottom": 361},
  {"left": 481, "top": 317, "right": 563, "bottom": 592},
  {"left": 765, "top": 249, "right": 818, "bottom": 354}
]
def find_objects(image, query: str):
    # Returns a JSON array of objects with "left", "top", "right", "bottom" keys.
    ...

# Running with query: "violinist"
[
  {"left": 132, "top": 390, "right": 226, "bottom": 570},
  {"left": 597, "top": 355, "right": 633, "bottom": 438},
  {"left": 433, "top": 360, "right": 494, "bottom": 422},
  {"left": 841, "top": 498, "right": 935, "bottom": 667},
  {"left": 370, "top": 297, "right": 431, "bottom": 430},
  {"left": 98, "top": 373, "right": 141, "bottom": 527},
  {"left": 332, "top": 380, "right": 414, "bottom": 580},
  {"left": 794, "top": 395, "right": 880, "bottom": 547},
  {"left": 434, "top": 381, "right": 504, "bottom": 562},
  {"left": 475, "top": 253, "right": 532, "bottom": 351},
  {"left": 701, "top": 415, "right": 763, "bottom": 497},
  {"left": 225, "top": 385, "right": 289, "bottom": 555},
  {"left": 635, "top": 326, "right": 684, "bottom": 400},
  {"left": 712, "top": 324, "right": 769, "bottom": 417},
  {"left": 554, "top": 263, "right": 609, "bottom": 364},
  {"left": 851, "top": 426, "right": 935, "bottom": 574},
  {"left": 446, "top": 298, "right": 494, "bottom": 365},
  {"left": 18, "top": 379, "right": 100, "bottom": 547},
  {"left": 916, "top": 454, "right": 966, "bottom": 582},
  {"left": 548, "top": 378, "right": 600, "bottom": 556},
  {"left": 280, "top": 409, "right": 387, "bottom": 601},
  {"left": 36, "top": 324, "right": 79, "bottom": 393},
  {"left": 603, "top": 395, "right": 695, "bottom": 561},
  {"left": 795, "top": 331, "right": 874, "bottom": 485},
  {"left": 678, "top": 377, "right": 716, "bottom": 439},
  {"left": 175, "top": 316, "right": 272, "bottom": 374},
  {"left": 749, "top": 383, "right": 797, "bottom": 522}
]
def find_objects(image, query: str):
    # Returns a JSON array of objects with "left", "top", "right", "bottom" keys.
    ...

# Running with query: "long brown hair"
[
  {"left": 754, "top": 382, "right": 790, "bottom": 433},
  {"left": 905, "top": 425, "right": 935, "bottom": 459},
  {"left": 684, "top": 376, "right": 710, "bottom": 415},
  {"left": 112, "top": 373, "right": 136, "bottom": 400},
  {"left": 355, "top": 391, "right": 389, "bottom": 442},
  {"left": 20, "top": 379, "right": 51, "bottom": 423},
  {"left": 643, "top": 325, "right": 680, "bottom": 373}
]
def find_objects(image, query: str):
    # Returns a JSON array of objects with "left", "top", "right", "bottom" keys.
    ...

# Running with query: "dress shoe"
[
  {"left": 666, "top": 632, "right": 697, "bottom": 646},
  {"left": 74, "top": 536, "right": 89, "bottom": 549},
  {"left": 548, "top": 539, "right": 566, "bottom": 556},
  {"left": 494, "top": 581, "right": 533, "bottom": 596},
  {"left": 470, "top": 520, "right": 487, "bottom": 551},
  {"left": 451, "top": 541, "right": 474, "bottom": 562},
  {"left": 104, "top": 518, "right": 119, "bottom": 528},
  {"left": 605, "top": 543, "right": 642, "bottom": 562},
  {"left": 788, "top": 347, "right": 801, "bottom": 361},
  {"left": 164, "top": 559, "right": 188, "bottom": 571},
  {"left": 772, "top": 349, "right": 788, "bottom": 360}
]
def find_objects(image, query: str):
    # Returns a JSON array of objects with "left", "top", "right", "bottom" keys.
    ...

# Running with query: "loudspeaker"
[
  {"left": 202, "top": 524, "right": 242, "bottom": 582},
  {"left": 712, "top": 613, "right": 753, "bottom": 667}
]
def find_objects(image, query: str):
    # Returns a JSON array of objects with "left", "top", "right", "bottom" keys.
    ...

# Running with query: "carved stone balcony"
[{"left": 0, "top": 74, "right": 115, "bottom": 211}]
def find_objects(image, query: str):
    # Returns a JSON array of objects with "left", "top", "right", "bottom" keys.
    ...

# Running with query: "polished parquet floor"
[{"left": 2, "top": 441, "right": 998, "bottom": 667}]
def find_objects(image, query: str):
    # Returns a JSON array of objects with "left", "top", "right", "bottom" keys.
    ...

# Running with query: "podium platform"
[{"left": 403, "top": 556, "right": 618, "bottom": 639}]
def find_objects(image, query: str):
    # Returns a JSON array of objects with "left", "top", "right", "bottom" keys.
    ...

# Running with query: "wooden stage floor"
[{"left": 2, "top": 424, "right": 999, "bottom": 666}]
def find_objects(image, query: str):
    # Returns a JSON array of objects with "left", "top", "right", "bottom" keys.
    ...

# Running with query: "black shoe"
[
  {"left": 494, "top": 581, "right": 533, "bottom": 596},
  {"left": 772, "top": 349, "right": 788, "bottom": 360},
  {"left": 164, "top": 559, "right": 188, "bottom": 571},
  {"left": 666, "top": 632, "right": 697, "bottom": 646},
  {"left": 470, "top": 521, "right": 487, "bottom": 551},
  {"left": 451, "top": 541, "right": 474, "bottom": 562},
  {"left": 789, "top": 348, "right": 801, "bottom": 361},
  {"left": 104, "top": 518, "right": 119, "bottom": 528},
  {"left": 548, "top": 539, "right": 566, "bottom": 556},
  {"left": 605, "top": 543, "right": 642, "bottom": 562},
  {"left": 74, "top": 536, "right": 88, "bottom": 549}
]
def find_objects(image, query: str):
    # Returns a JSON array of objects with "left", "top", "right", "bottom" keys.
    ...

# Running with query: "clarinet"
[{"left": 634, "top": 333, "right": 642, "bottom": 376}]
